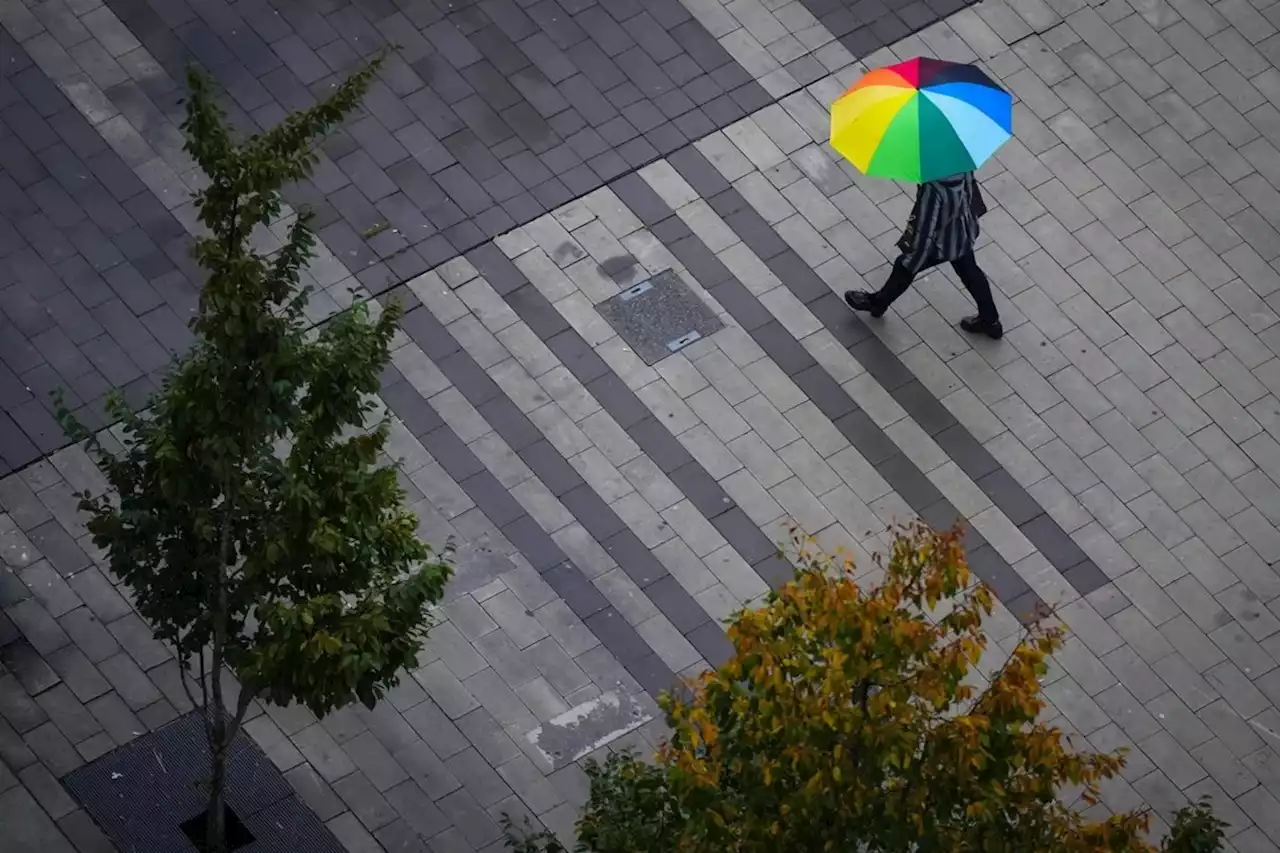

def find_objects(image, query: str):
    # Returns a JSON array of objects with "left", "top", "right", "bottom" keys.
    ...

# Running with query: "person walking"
[{"left": 843, "top": 171, "right": 1002, "bottom": 339}]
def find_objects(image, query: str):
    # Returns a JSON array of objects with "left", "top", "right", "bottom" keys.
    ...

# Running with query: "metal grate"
[
  {"left": 63, "top": 710, "right": 344, "bottom": 853},
  {"left": 596, "top": 269, "right": 725, "bottom": 365}
]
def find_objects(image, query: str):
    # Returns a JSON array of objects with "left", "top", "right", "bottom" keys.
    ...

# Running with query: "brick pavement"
[
  {"left": 8, "top": 0, "right": 1280, "bottom": 850},
  {"left": 0, "top": 0, "right": 975, "bottom": 465},
  {"left": 0, "top": 23, "right": 202, "bottom": 475}
]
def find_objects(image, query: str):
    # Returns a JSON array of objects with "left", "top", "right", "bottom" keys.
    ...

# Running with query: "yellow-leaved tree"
[{"left": 506, "top": 524, "right": 1225, "bottom": 853}]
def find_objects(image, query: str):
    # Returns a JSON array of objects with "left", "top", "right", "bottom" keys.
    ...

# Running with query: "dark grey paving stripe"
[
  {"left": 6, "top": 0, "right": 987, "bottom": 478},
  {"left": 465, "top": 241, "right": 794, "bottom": 600},
  {"left": 661, "top": 146, "right": 1111, "bottom": 603},
  {"left": 99, "top": 0, "right": 774, "bottom": 283},
  {"left": 378, "top": 357, "right": 680, "bottom": 699},
  {"left": 392, "top": 300, "right": 735, "bottom": 674},
  {"left": 610, "top": 163, "right": 1049, "bottom": 624},
  {"left": 97, "top": 0, "right": 978, "bottom": 295},
  {"left": 795, "top": 0, "right": 979, "bottom": 79}
]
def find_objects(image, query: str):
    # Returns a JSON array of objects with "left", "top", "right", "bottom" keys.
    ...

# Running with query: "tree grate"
[{"left": 63, "top": 709, "right": 344, "bottom": 853}]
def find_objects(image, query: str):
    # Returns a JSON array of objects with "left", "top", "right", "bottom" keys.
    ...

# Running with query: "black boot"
[
  {"left": 844, "top": 290, "right": 886, "bottom": 318},
  {"left": 959, "top": 314, "right": 1003, "bottom": 340}
]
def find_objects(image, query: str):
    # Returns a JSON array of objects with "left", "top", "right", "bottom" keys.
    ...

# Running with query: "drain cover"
[
  {"left": 63, "top": 710, "right": 343, "bottom": 853},
  {"left": 596, "top": 269, "right": 725, "bottom": 365}
]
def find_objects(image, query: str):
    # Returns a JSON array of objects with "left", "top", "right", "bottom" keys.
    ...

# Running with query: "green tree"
[
  {"left": 59, "top": 58, "right": 451, "bottom": 853},
  {"left": 506, "top": 525, "right": 1223, "bottom": 853},
  {"left": 1163, "top": 800, "right": 1228, "bottom": 853}
]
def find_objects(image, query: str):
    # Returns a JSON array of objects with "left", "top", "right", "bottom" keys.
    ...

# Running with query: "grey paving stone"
[
  {"left": 6, "top": 598, "right": 71, "bottom": 655},
  {"left": 17, "top": 560, "right": 80, "bottom": 618},
  {"left": 383, "top": 779, "right": 451, "bottom": 839},
  {"left": 1152, "top": 653, "right": 1218, "bottom": 710},
  {"left": 84, "top": 691, "right": 141, "bottom": 747},
  {"left": 63, "top": 567, "right": 129, "bottom": 622},
  {"left": 481, "top": 591, "right": 551, "bottom": 650},
  {"left": 446, "top": 746, "right": 514, "bottom": 807},
  {"left": 18, "top": 761, "right": 77, "bottom": 821},
  {"left": 39, "top": 645, "right": 105, "bottom": 707},
  {"left": 1101, "top": 645, "right": 1169, "bottom": 703},
  {"left": 293, "top": 722, "right": 359, "bottom": 784},
  {"left": 56, "top": 607, "right": 119, "bottom": 664},
  {"left": 286, "top": 763, "right": 348, "bottom": 822},
  {"left": 35, "top": 684, "right": 100, "bottom": 745},
  {"left": 475, "top": 629, "right": 537, "bottom": 690},
  {"left": 1, "top": 639, "right": 60, "bottom": 695},
  {"left": 437, "top": 788, "right": 503, "bottom": 848},
  {"left": 334, "top": 769, "right": 400, "bottom": 832},
  {"left": 415, "top": 661, "right": 480, "bottom": 721},
  {"left": 1139, "top": 729, "right": 1207, "bottom": 791},
  {"left": 363, "top": 701, "right": 432, "bottom": 756},
  {"left": 23, "top": 719, "right": 82, "bottom": 777},
  {"left": 1199, "top": 698, "right": 1265, "bottom": 760},
  {"left": 456, "top": 707, "right": 523, "bottom": 768},
  {"left": 320, "top": 707, "right": 369, "bottom": 746},
  {"left": 1094, "top": 683, "right": 1163, "bottom": 740},
  {"left": 328, "top": 811, "right": 383, "bottom": 853},
  {"left": 104, "top": 612, "right": 169, "bottom": 670},
  {"left": 347, "top": 730, "right": 411, "bottom": 792},
  {"left": 56, "top": 808, "right": 116, "bottom": 853},
  {"left": 1044, "top": 674, "right": 1112, "bottom": 734}
]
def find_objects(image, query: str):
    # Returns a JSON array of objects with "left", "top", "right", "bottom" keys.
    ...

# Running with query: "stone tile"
[
  {"left": 293, "top": 722, "right": 359, "bottom": 784},
  {"left": 13, "top": 0, "right": 1280, "bottom": 838},
  {"left": 446, "top": 746, "right": 514, "bottom": 807}
]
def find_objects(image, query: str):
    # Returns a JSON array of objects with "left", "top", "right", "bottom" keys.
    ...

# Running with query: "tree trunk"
[
  {"left": 207, "top": 520, "right": 232, "bottom": 853},
  {"left": 205, "top": 703, "right": 228, "bottom": 852}
]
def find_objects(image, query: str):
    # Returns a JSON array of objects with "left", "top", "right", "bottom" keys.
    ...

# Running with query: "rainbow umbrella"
[{"left": 830, "top": 57, "right": 1013, "bottom": 183}]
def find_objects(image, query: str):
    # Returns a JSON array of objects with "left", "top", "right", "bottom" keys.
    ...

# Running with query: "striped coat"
[{"left": 896, "top": 172, "right": 982, "bottom": 275}]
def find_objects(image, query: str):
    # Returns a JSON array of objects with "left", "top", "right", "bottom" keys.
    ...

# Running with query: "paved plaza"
[{"left": 8, "top": 0, "right": 1280, "bottom": 849}]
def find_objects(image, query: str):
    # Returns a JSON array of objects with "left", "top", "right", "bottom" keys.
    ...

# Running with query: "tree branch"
[
  {"left": 198, "top": 642, "right": 209, "bottom": 711},
  {"left": 226, "top": 685, "right": 257, "bottom": 747},
  {"left": 969, "top": 609, "right": 1056, "bottom": 718},
  {"left": 177, "top": 651, "right": 205, "bottom": 734}
]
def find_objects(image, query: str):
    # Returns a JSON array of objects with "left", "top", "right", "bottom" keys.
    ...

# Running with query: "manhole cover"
[
  {"left": 63, "top": 710, "right": 344, "bottom": 853},
  {"left": 596, "top": 269, "right": 725, "bottom": 365}
]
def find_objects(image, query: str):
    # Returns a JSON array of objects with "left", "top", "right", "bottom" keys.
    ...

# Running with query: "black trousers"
[{"left": 875, "top": 251, "right": 999, "bottom": 322}]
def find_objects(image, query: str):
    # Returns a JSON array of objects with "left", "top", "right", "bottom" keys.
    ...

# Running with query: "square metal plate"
[
  {"left": 596, "top": 269, "right": 725, "bottom": 365},
  {"left": 63, "top": 710, "right": 344, "bottom": 853}
]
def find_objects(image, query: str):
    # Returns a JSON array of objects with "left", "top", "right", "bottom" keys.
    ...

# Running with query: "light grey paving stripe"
[
  {"left": 389, "top": 263, "right": 763, "bottom": 629},
  {"left": 381, "top": 334, "right": 717, "bottom": 689},
  {"left": 377, "top": 357, "right": 682, "bottom": 701},
  {"left": 385, "top": 273, "right": 739, "bottom": 667},
  {"left": 462, "top": 243, "right": 796, "bottom": 595},
  {"left": 657, "top": 143, "right": 1117, "bottom": 602},
  {"left": 625, "top": 158, "right": 1082, "bottom": 616},
  {"left": 606, "top": 162, "right": 1050, "bottom": 624},
  {"left": 387, "top": 298, "right": 733, "bottom": 680}
]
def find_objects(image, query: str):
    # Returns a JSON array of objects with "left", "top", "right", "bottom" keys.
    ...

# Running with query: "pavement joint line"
[
  {"left": 0, "top": 0, "right": 990, "bottom": 474},
  {"left": 383, "top": 304, "right": 739, "bottom": 696},
  {"left": 572, "top": 155, "right": 1053, "bottom": 623},
  {"left": 391, "top": 257, "right": 771, "bottom": 618},
  {"left": 0, "top": 0, "right": 925, "bottom": 473},
  {"left": 636, "top": 159, "right": 1085, "bottom": 612},
  {"left": 660, "top": 141, "right": 1113, "bottom": 603},
  {"left": 461, "top": 242, "right": 798, "bottom": 591},
  {"left": 392, "top": 269, "right": 748, "bottom": 657},
  {"left": 14, "top": 0, "right": 1280, "bottom": 844}
]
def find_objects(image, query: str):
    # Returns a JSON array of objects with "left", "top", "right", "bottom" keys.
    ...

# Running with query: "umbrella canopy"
[{"left": 830, "top": 57, "right": 1013, "bottom": 183}]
